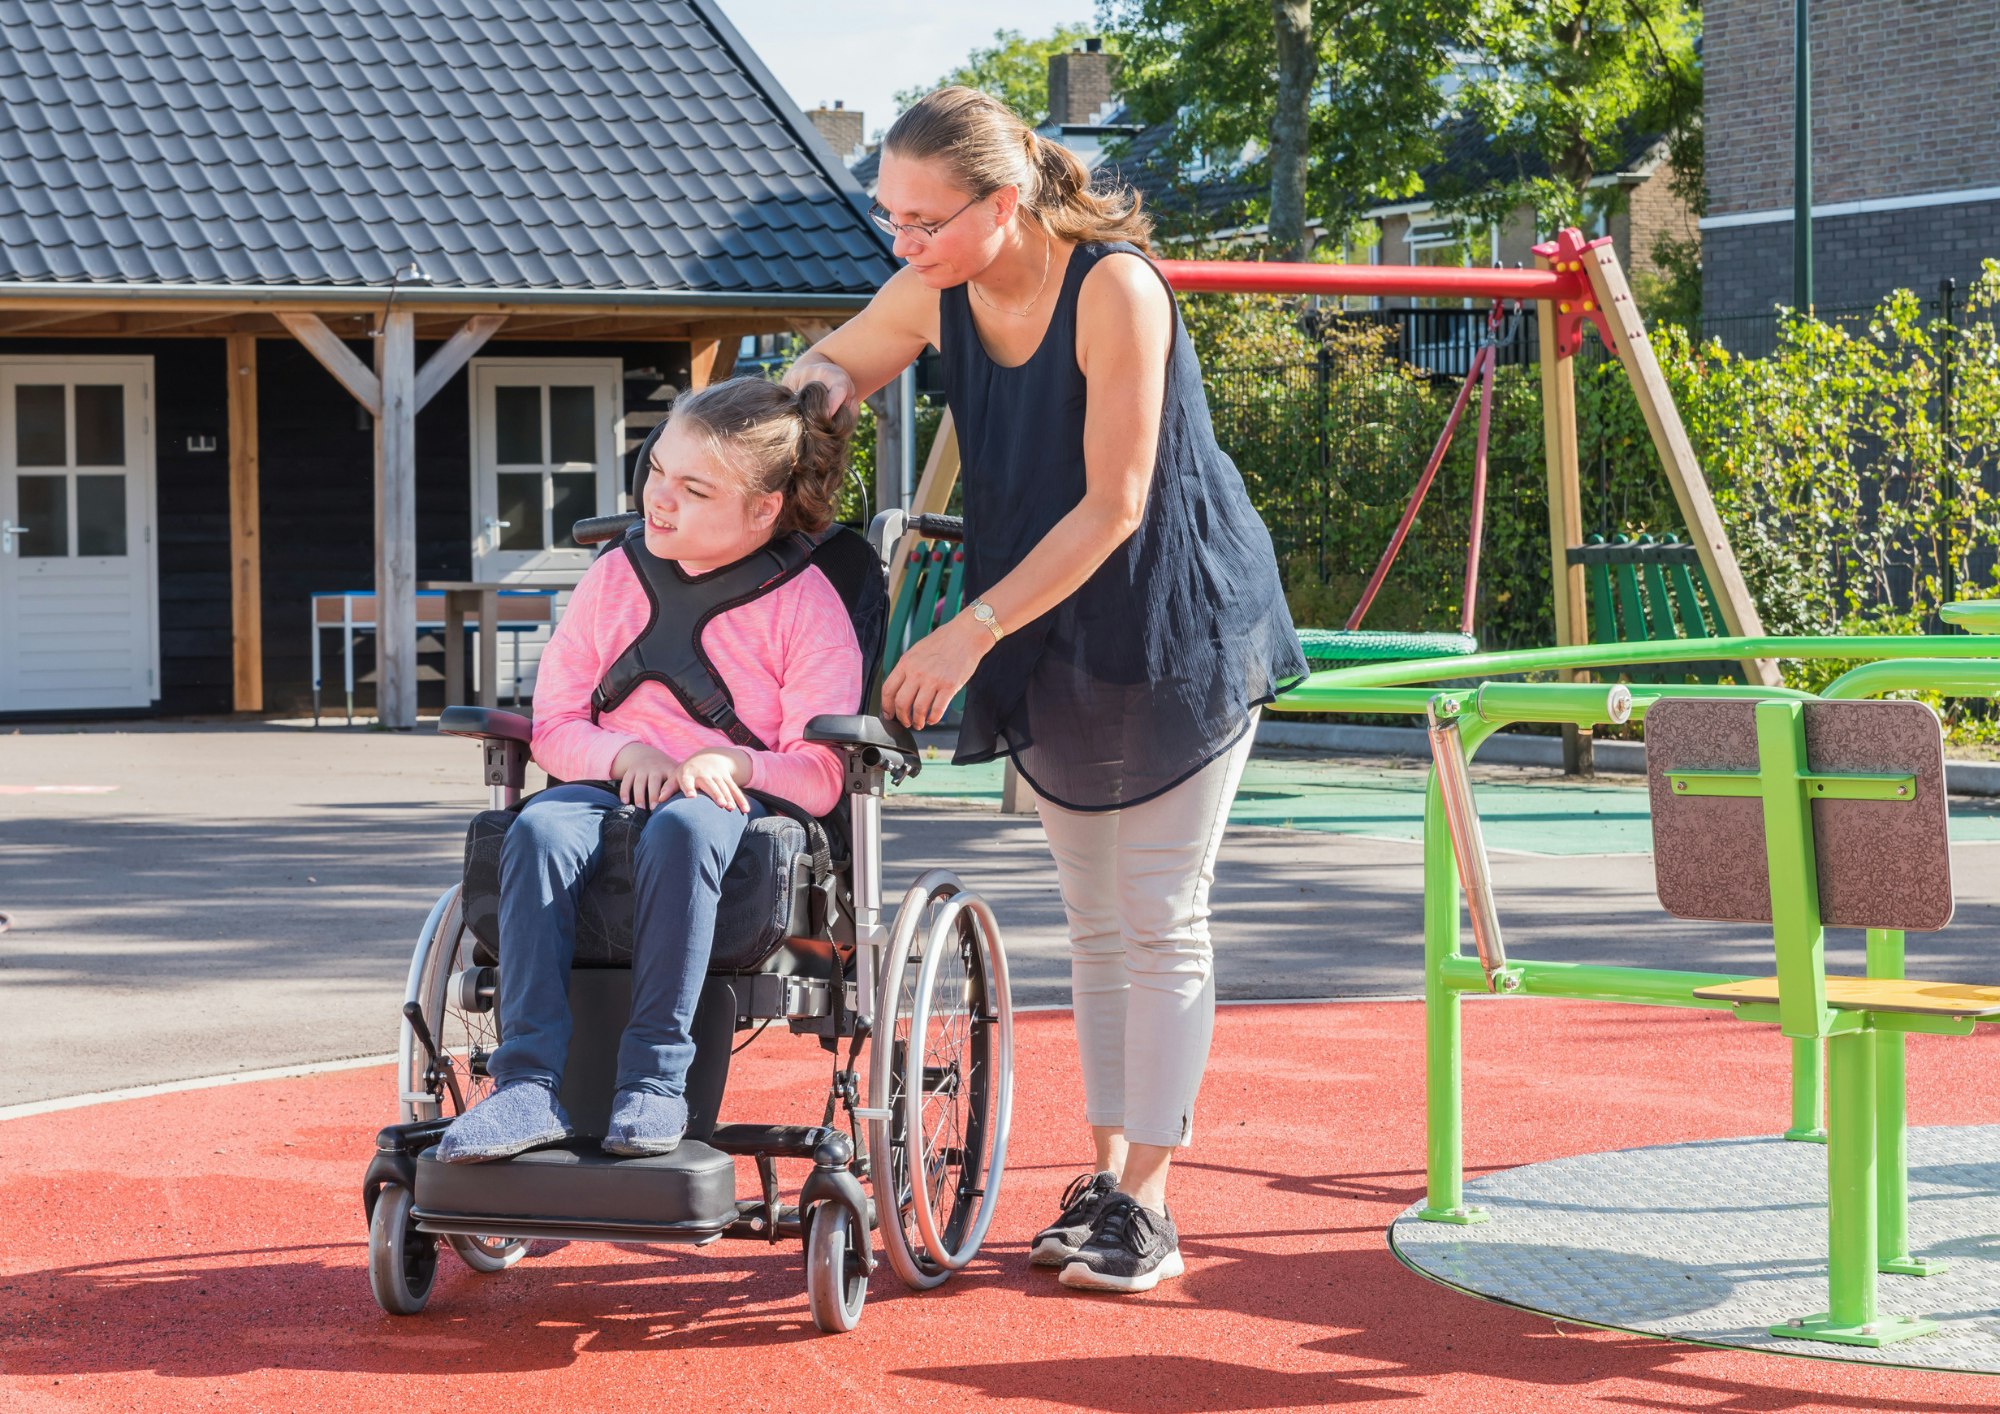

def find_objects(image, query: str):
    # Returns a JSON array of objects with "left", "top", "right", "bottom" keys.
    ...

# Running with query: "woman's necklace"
[{"left": 970, "top": 234, "right": 1053, "bottom": 318}]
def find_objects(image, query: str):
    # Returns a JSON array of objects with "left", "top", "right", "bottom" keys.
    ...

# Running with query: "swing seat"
[{"left": 1297, "top": 628, "right": 1480, "bottom": 673}]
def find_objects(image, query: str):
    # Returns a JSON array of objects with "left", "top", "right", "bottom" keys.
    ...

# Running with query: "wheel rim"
[
  {"left": 869, "top": 877, "right": 957, "bottom": 1288},
  {"left": 903, "top": 893, "right": 1013, "bottom": 1272}
]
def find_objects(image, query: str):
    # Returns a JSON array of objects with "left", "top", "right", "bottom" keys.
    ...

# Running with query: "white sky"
[{"left": 716, "top": 1, "right": 1100, "bottom": 144}]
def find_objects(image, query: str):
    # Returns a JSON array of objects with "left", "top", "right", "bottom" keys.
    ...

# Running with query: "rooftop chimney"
[
  {"left": 806, "top": 102, "right": 866, "bottom": 165},
  {"left": 1047, "top": 38, "right": 1117, "bottom": 127}
]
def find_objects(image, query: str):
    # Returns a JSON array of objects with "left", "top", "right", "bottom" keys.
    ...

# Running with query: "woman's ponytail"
[{"left": 883, "top": 86, "right": 1153, "bottom": 253}]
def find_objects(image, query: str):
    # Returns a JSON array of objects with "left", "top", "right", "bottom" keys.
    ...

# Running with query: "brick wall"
[
  {"left": 1705, "top": 195, "right": 2000, "bottom": 317},
  {"left": 1048, "top": 45, "right": 1117, "bottom": 126},
  {"left": 1616, "top": 162, "right": 1698, "bottom": 282},
  {"left": 805, "top": 105, "right": 865, "bottom": 164},
  {"left": 1708, "top": 0, "right": 2000, "bottom": 216}
]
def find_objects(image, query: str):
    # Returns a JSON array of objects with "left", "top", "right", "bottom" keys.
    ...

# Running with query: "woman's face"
[
  {"left": 875, "top": 152, "right": 1013, "bottom": 288},
  {"left": 641, "top": 419, "right": 781, "bottom": 571}
]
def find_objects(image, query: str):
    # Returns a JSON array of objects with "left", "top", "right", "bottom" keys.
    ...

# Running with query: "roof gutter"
[{"left": 0, "top": 281, "right": 875, "bottom": 312}]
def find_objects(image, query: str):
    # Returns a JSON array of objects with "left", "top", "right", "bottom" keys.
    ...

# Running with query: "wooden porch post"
[
  {"left": 689, "top": 335, "right": 738, "bottom": 389},
  {"left": 374, "top": 310, "right": 418, "bottom": 729},
  {"left": 226, "top": 333, "right": 263, "bottom": 712}
]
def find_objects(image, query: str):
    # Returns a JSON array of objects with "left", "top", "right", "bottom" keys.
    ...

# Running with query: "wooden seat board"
[{"left": 1692, "top": 974, "right": 2000, "bottom": 1018}]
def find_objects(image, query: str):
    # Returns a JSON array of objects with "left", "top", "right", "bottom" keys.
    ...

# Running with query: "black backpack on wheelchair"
[{"left": 360, "top": 424, "right": 1014, "bottom": 1335}]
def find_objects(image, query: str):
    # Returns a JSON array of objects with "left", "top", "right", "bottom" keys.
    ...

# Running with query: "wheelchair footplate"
[{"left": 411, "top": 1139, "right": 740, "bottom": 1244}]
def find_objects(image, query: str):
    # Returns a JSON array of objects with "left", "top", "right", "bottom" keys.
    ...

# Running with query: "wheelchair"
[{"left": 360, "top": 500, "right": 1014, "bottom": 1334}]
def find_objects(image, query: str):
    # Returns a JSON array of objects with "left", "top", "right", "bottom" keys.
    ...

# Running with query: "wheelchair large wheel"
[
  {"left": 400, "top": 886, "right": 527, "bottom": 1273},
  {"left": 804, "top": 1203, "right": 869, "bottom": 1334},
  {"left": 368, "top": 1184, "right": 437, "bottom": 1315},
  {"left": 868, "top": 872, "right": 1014, "bottom": 1291}
]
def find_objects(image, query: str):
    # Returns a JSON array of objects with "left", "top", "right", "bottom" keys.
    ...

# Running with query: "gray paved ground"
[{"left": 5, "top": 720, "right": 2000, "bottom": 1106}]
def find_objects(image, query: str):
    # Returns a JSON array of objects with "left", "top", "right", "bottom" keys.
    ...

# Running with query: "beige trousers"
[{"left": 1031, "top": 714, "right": 1257, "bottom": 1147}]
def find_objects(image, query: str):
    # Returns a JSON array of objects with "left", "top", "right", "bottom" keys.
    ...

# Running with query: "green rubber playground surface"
[{"left": 893, "top": 752, "right": 2000, "bottom": 856}]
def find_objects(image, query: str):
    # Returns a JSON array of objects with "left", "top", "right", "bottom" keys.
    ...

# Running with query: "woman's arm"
[
  {"left": 881, "top": 253, "right": 1173, "bottom": 729},
  {"left": 783, "top": 265, "right": 940, "bottom": 414}
]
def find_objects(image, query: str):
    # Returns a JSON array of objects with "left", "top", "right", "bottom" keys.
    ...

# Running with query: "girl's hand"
[
  {"left": 677, "top": 747, "right": 753, "bottom": 812},
  {"left": 881, "top": 615, "right": 993, "bottom": 730},
  {"left": 612, "top": 743, "right": 679, "bottom": 809},
  {"left": 781, "top": 354, "right": 857, "bottom": 418}
]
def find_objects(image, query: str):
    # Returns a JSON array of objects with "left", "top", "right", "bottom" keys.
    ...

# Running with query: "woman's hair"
[
  {"left": 666, "top": 376, "right": 855, "bottom": 536},
  {"left": 882, "top": 86, "right": 1152, "bottom": 253}
]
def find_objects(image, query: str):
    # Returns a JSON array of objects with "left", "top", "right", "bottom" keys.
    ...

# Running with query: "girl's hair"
[
  {"left": 665, "top": 376, "right": 855, "bottom": 536},
  {"left": 882, "top": 86, "right": 1152, "bottom": 253}
]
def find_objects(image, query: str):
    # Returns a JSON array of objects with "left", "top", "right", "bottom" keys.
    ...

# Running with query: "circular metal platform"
[{"left": 1391, "top": 1125, "right": 2000, "bottom": 1372}]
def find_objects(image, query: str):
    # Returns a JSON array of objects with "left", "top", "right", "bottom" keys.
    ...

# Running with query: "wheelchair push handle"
[
  {"left": 574, "top": 511, "right": 642, "bottom": 547},
  {"left": 909, "top": 513, "right": 964, "bottom": 543}
]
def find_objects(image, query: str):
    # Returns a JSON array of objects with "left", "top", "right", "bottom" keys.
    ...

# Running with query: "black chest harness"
[{"left": 589, "top": 522, "right": 824, "bottom": 749}]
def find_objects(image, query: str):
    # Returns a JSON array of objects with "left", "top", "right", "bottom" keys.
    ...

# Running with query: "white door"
[
  {"left": 469, "top": 360, "right": 623, "bottom": 585},
  {"left": 0, "top": 360, "right": 158, "bottom": 712}
]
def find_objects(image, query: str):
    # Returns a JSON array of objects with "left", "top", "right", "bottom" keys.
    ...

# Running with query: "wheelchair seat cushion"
[
  {"left": 413, "top": 1138, "right": 738, "bottom": 1232},
  {"left": 461, "top": 802, "right": 808, "bottom": 969}
]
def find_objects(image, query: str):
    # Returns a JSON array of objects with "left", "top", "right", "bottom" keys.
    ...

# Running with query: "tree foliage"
[{"left": 893, "top": 24, "right": 1104, "bottom": 128}]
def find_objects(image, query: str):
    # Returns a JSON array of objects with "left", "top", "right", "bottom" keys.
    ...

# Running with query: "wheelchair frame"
[{"left": 361, "top": 510, "right": 1014, "bottom": 1333}]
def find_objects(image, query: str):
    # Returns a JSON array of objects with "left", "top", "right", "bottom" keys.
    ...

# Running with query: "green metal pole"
[
  {"left": 1420, "top": 762, "right": 1486, "bottom": 1224},
  {"left": 1794, "top": 0, "right": 1813, "bottom": 315},
  {"left": 1869, "top": 927, "right": 1947, "bottom": 1276},
  {"left": 1824, "top": 1030, "right": 1876, "bottom": 1331},
  {"left": 1787, "top": 1036, "right": 1827, "bottom": 1143}
]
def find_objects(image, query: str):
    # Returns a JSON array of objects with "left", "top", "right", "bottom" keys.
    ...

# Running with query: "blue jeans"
[{"left": 486, "top": 782, "right": 766, "bottom": 1098}]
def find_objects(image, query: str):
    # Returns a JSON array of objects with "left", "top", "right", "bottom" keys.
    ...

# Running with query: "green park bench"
[{"left": 1567, "top": 532, "right": 1729, "bottom": 683}]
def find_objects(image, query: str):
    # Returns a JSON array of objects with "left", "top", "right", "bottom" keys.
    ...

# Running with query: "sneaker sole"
[
  {"left": 1058, "top": 1247, "right": 1185, "bottom": 1293},
  {"left": 1030, "top": 1234, "right": 1082, "bottom": 1267}
]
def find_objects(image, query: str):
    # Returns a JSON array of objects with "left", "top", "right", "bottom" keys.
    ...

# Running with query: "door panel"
[{"left": 0, "top": 363, "right": 156, "bottom": 712}]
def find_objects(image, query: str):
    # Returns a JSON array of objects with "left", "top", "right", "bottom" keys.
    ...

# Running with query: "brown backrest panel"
[{"left": 1646, "top": 698, "right": 1953, "bottom": 931}]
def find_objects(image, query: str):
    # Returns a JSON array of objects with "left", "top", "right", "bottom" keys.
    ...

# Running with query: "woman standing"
[{"left": 786, "top": 86, "right": 1304, "bottom": 1294}]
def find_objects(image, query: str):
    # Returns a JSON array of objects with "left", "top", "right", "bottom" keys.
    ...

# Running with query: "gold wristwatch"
[{"left": 968, "top": 598, "right": 1004, "bottom": 641}]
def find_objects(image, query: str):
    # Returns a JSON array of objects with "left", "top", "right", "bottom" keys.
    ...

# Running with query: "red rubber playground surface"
[{"left": 7, "top": 1000, "right": 2000, "bottom": 1413}]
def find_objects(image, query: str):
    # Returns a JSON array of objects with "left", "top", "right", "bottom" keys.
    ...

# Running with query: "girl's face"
[
  {"left": 874, "top": 152, "right": 1014, "bottom": 288},
  {"left": 641, "top": 419, "right": 783, "bottom": 572}
]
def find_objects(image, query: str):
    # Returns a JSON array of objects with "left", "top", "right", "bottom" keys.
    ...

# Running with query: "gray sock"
[
  {"left": 602, "top": 1088, "right": 689, "bottom": 1157},
  {"left": 435, "top": 1080, "right": 574, "bottom": 1163}
]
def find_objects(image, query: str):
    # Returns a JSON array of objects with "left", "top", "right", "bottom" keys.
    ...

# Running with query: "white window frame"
[{"left": 467, "top": 358, "right": 624, "bottom": 585}]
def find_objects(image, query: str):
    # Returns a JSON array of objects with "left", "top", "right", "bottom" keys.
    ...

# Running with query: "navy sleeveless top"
[{"left": 941, "top": 240, "right": 1306, "bottom": 811}]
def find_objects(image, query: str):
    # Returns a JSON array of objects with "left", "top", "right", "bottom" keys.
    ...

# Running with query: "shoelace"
[
  {"left": 1055, "top": 1171, "right": 1103, "bottom": 1223},
  {"left": 1092, "top": 1196, "right": 1148, "bottom": 1252}
]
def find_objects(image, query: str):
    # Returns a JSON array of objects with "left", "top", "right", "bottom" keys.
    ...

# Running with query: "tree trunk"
[{"left": 1270, "top": 0, "right": 1314, "bottom": 260}]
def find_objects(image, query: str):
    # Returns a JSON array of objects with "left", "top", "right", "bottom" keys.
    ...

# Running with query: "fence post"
[
  {"left": 1939, "top": 277, "right": 1959, "bottom": 617},
  {"left": 1316, "top": 341, "right": 1331, "bottom": 582}
]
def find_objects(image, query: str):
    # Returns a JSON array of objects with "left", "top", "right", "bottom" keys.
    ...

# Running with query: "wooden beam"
[
  {"left": 413, "top": 314, "right": 506, "bottom": 410},
  {"left": 1534, "top": 260, "right": 1593, "bottom": 775},
  {"left": 0, "top": 309, "right": 119, "bottom": 335},
  {"left": 374, "top": 310, "right": 418, "bottom": 728},
  {"left": 121, "top": 310, "right": 254, "bottom": 335},
  {"left": 790, "top": 318, "right": 839, "bottom": 347},
  {"left": 1581, "top": 245, "right": 1779, "bottom": 686},
  {"left": 227, "top": 333, "right": 263, "bottom": 712},
  {"left": 277, "top": 313, "right": 381, "bottom": 416},
  {"left": 688, "top": 336, "right": 738, "bottom": 390}
]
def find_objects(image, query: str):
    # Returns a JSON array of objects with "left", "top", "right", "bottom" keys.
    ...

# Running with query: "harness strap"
[{"left": 591, "top": 525, "right": 823, "bottom": 750}]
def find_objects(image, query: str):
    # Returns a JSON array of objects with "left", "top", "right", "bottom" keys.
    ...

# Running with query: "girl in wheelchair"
[{"left": 437, "top": 377, "right": 863, "bottom": 1164}]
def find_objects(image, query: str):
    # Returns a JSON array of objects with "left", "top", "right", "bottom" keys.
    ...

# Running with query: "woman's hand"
[
  {"left": 676, "top": 747, "right": 753, "bottom": 812},
  {"left": 782, "top": 354, "right": 858, "bottom": 418},
  {"left": 881, "top": 614, "right": 994, "bottom": 730},
  {"left": 611, "top": 742, "right": 679, "bottom": 809}
]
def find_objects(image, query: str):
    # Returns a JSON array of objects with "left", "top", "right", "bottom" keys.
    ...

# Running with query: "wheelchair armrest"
[
  {"left": 439, "top": 707, "right": 532, "bottom": 802},
  {"left": 805, "top": 714, "right": 922, "bottom": 775},
  {"left": 438, "top": 706, "right": 532, "bottom": 744}
]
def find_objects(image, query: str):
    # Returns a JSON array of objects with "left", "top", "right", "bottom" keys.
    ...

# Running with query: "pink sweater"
[{"left": 530, "top": 549, "right": 864, "bottom": 818}]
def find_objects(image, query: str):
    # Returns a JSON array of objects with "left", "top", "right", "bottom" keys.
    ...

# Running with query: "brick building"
[{"left": 1704, "top": 1, "right": 2000, "bottom": 316}]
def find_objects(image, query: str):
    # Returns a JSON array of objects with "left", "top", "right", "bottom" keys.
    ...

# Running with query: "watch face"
[{"left": 974, "top": 602, "right": 993, "bottom": 621}]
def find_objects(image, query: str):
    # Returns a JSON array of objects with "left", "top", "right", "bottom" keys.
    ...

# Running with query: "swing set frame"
[{"left": 888, "top": 225, "right": 1778, "bottom": 690}]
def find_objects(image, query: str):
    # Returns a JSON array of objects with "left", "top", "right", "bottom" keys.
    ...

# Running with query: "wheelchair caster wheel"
[
  {"left": 805, "top": 1203, "right": 868, "bottom": 1334},
  {"left": 448, "top": 1232, "right": 527, "bottom": 1272},
  {"left": 368, "top": 1184, "right": 438, "bottom": 1315}
]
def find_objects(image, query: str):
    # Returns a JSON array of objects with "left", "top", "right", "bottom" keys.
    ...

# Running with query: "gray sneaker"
[
  {"left": 1030, "top": 1169, "right": 1119, "bottom": 1267},
  {"left": 1059, "top": 1193, "right": 1184, "bottom": 1293}
]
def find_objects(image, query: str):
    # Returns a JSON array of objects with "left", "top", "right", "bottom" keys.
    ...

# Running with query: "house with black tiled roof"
[{"left": 0, "top": 0, "right": 895, "bottom": 725}]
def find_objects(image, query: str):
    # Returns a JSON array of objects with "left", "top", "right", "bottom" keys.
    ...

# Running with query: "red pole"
[
  {"left": 1461, "top": 344, "right": 1498, "bottom": 636},
  {"left": 1344, "top": 352, "right": 1485, "bottom": 631},
  {"left": 1155, "top": 258, "right": 1582, "bottom": 303}
]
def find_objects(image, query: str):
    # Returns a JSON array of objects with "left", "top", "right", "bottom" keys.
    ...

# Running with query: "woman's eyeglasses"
[{"left": 868, "top": 193, "right": 983, "bottom": 242}]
